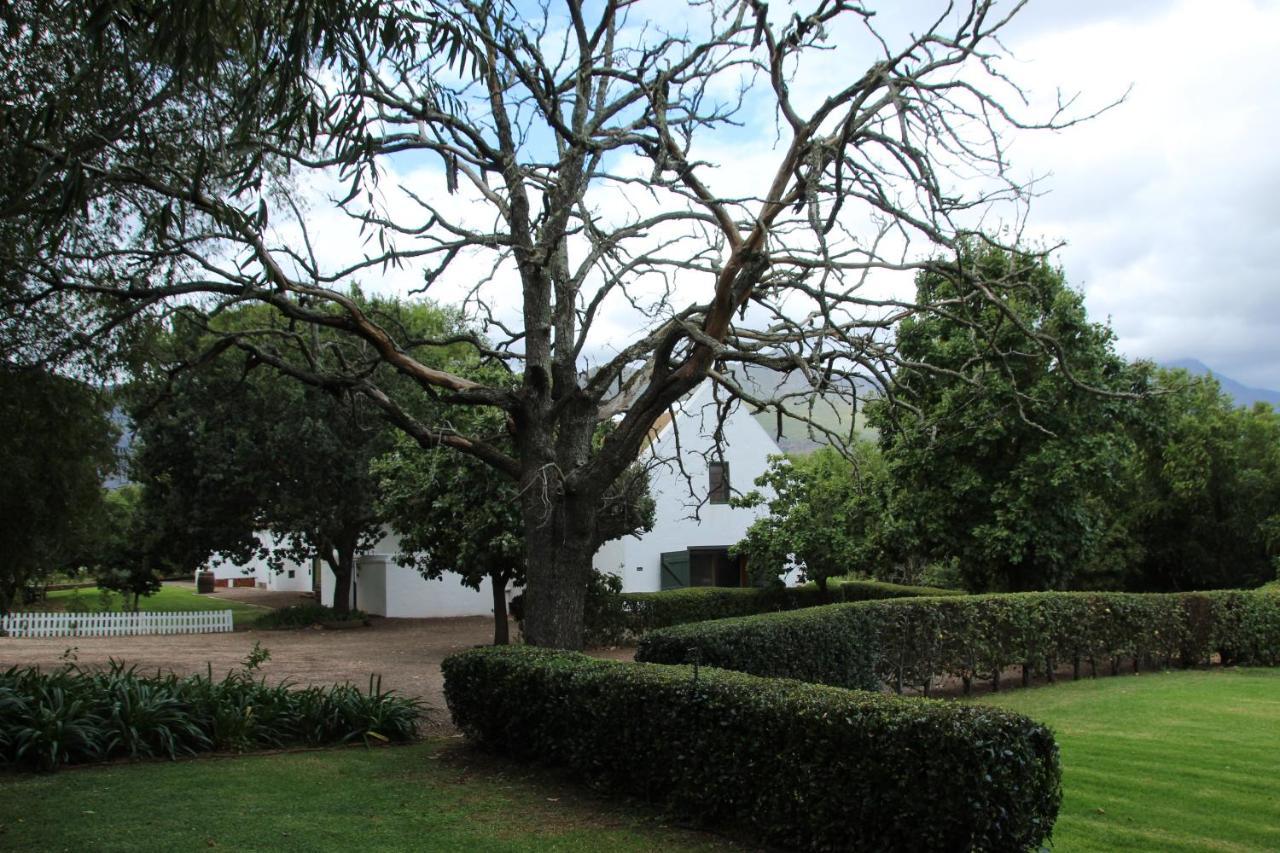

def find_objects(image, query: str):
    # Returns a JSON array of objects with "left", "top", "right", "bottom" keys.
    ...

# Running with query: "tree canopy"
[
  {"left": 867, "top": 241, "right": 1138, "bottom": 591},
  {"left": 126, "top": 298, "right": 463, "bottom": 612},
  {"left": 85, "top": 483, "right": 163, "bottom": 607},
  {"left": 374, "top": 403, "right": 524, "bottom": 644},
  {"left": 0, "top": 365, "right": 118, "bottom": 611},
  {"left": 733, "top": 444, "right": 888, "bottom": 594},
  {"left": 1121, "top": 367, "right": 1280, "bottom": 591}
]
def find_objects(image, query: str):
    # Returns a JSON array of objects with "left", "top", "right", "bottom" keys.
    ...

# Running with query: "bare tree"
[{"left": 2, "top": 0, "right": 1107, "bottom": 647}]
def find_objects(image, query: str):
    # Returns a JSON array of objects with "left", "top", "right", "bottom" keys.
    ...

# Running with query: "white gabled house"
[
  {"left": 203, "top": 533, "right": 316, "bottom": 593},
  {"left": 202, "top": 378, "right": 782, "bottom": 616},
  {"left": 594, "top": 379, "right": 782, "bottom": 591}
]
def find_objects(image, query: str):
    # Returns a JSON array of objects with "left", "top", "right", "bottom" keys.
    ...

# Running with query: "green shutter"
[{"left": 660, "top": 550, "right": 691, "bottom": 590}]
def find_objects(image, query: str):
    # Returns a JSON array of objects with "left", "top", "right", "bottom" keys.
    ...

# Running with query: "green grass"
[
  {"left": 34, "top": 583, "right": 269, "bottom": 627},
  {"left": 979, "top": 668, "right": 1280, "bottom": 852},
  {"left": 0, "top": 741, "right": 739, "bottom": 852}
]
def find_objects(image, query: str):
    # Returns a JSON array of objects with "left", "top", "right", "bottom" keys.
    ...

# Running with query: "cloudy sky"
[
  {"left": 287, "top": 0, "right": 1280, "bottom": 391},
  {"left": 986, "top": 0, "right": 1280, "bottom": 389},
  {"left": 757, "top": 0, "right": 1280, "bottom": 388}
]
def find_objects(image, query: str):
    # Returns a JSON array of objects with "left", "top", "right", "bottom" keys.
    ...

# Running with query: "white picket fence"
[{"left": 0, "top": 610, "right": 234, "bottom": 638}]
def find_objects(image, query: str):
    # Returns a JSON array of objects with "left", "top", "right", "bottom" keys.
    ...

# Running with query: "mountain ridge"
[{"left": 1161, "top": 359, "right": 1280, "bottom": 408}]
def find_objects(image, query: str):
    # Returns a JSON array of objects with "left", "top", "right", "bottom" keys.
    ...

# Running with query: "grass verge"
[
  {"left": 979, "top": 667, "right": 1280, "bottom": 852},
  {"left": 0, "top": 740, "right": 739, "bottom": 852},
  {"left": 33, "top": 583, "right": 268, "bottom": 628}
]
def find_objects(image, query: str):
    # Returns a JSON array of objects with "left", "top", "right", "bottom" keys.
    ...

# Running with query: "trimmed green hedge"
[
  {"left": 636, "top": 590, "right": 1280, "bottom": 693},
  {"left": 599, "top": 579, "right": 960, "bottom": 642},
  {"left": 443, "top": 646, "right": 1060, "bottom": 852}
]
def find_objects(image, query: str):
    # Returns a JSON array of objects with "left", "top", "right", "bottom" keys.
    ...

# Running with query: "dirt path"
[
  {"left": 195, "top": 583, "right": 314, "bottom": 610},
  {"left": 0, "top": 616, "right": 499, "bottom": 736}
]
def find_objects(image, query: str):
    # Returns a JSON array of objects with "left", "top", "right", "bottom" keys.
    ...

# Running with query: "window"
[
  {"left": 287, "top": 569, "right": 296, "bottom": 579},
  {"left": 708, "top": 461, "right": 730, "bottom": 504},
  {"left": 662, "top": 548, "right": 747, "bottom": 589},
  {"left": 689, "top": 548, "right": 746, "bottom": 587}
]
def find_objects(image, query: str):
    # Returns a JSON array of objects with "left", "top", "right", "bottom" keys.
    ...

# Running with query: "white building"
[
  {"left": 594, "top": 380, "right": 782, "bottom": 591},
  {"left": 203, "top": 533, "right": 315, "bottom": 593},
  {"left": 203, "top": 379, "right": 782, "bottom": 616}
]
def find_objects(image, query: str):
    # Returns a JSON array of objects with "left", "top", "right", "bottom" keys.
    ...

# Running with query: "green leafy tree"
[
  {"left": 375, "top": 427, "right": 523, "bottom": 645},
  {"left": 85, "top": 484, "right": 163, "bottom": 609},
  {"left": 868, "top": 242, "right": 1138, "bottom": 592},
  {"left": 1121, "top": 367, "right": 1280, "bottom": 590},
  {"left": 0, "top": 365, "right": 118, "bottom": 611},
  {"left": 733, "top": 444, "right": 889, "bottom": 596},
  {"left": 131, "top": 359, "right": 391, "bottom": 612},
  {"left": 128, "top": 299, "right": 463, "bottom": 613}
]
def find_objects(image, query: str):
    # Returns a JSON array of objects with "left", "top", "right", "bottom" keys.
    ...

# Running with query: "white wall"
[
  {"left": 597, "top": 384, "right": 781, "bottom": 593},
  {"left": 315, "top": 529, "right": 499, "bottom": 618},
  {"left": 355, "top": 555, "right": 388, "bottom": 614},
  {"left": 202, "top": 533, "right": 313, "bottom": 591}
]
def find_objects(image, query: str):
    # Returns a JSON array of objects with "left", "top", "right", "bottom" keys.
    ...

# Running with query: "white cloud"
[{"left": 1000, "top": 0, "right": 1280, "bottom": 387}]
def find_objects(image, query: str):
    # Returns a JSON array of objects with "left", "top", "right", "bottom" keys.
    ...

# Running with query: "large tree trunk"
[
  {"left": 520, "top": 490, "right": 597, "bottom": 650},
  {"left": 490, "top": 571, "right": 509, "bottom": 646}
]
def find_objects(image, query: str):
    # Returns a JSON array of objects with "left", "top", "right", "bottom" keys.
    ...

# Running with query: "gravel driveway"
[{"left": 0, "top": 615, "right": 501, "bottom": 735}]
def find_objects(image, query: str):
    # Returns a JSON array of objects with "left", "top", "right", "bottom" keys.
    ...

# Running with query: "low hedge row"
[
  {"left": 255, "top": 603, "right": 370, "bottom": 629},
  {"left": 0, "top": 661, "right": 422, "bottom": 771},
  {"left": 443, "top": 646, "right": 1061, "bottom": 852},
  {"left": 586, "top": 578, "right": 959, "bottom": 644},
  {"left": 636, "top": 589, "right": 1280, "bottom": 693}
]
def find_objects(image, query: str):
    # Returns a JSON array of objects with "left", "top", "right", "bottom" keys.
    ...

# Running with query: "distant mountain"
[
  {"left": 731, "top": 365, "right": 876, "bottom": 454},
  {"left": 1162, "top": 359, "right": 1280, "bottom": 408}
]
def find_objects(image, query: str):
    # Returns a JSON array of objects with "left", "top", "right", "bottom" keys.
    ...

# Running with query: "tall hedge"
[
  {"left": 587, "top": 578, "right": 960, "bottom": 643},
  {"left": 636, "top": 590, "right": 1280, "bottom": 693},
  {"left": 443, "top": 646, "right": 1061, "bottom": 852}
]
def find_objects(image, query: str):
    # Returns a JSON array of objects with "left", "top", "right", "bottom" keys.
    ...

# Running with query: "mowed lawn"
[
  {"left": 981, "top": 668, "right": 1280, "bottom": 852},
  {"left": 0, "top": 740, "right": 739, "bottom": 852},
  {"left": 31, "top": 583, "right": 268, "bottom": 627}
]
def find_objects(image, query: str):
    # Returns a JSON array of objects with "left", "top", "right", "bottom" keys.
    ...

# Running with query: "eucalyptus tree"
[{"left": 2, "top": 1, "right": 1111, "bottom": 647}]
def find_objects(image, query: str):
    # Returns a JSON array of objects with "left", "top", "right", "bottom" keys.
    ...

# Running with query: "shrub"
[
  {"left": 255, "top": 604, "right": 368, "bottom": 630},
  {"left": 443, "top": 646, "right": 1061, "bottom": 852},
  {"left": 0, "top": 661, "right": 423, "bottom": 771},
  {"left": 837, "top": 578, "right": 963, "bottom": 601},
  {"left": 582, "top": 570, "right": 629, "bottom": 646},
  {"left": 637, "top": 590, "right": 1280, "bottom": 693},
  {"left": 587, "top": 578, "right": 961, "bottom": 643}
]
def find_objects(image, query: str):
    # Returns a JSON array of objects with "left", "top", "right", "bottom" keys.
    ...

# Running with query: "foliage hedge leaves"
[
  {"left": 636, "top": 590, "right": 1280, "bottom": 694},
  {"left": 0, "top": 661, "right": 422, "bottom": 771},
  {"left": 254, "top": 603, "right": 369, "bottom": 629},
  {"left": 443, "top": 646, "right": 1061, "bottom": 852},
  {"left": 583, "top": 578, "right": 959, "bottom": 645}
]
